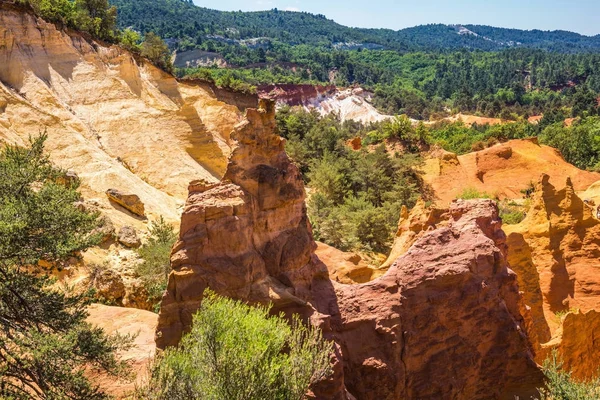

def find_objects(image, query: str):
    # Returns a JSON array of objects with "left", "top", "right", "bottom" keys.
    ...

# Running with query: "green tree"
[
  {"left": 307, "top": 153, "right": 350, "bottom": 204},
  {"left": 0, "top": 135, "right": 131, "bottom": 399},
  {"left": 142, "top": 292, "right": 332, "bottom": 400},
  {"left": 136, "top": 216, "right": 177, "bottom": 312},
  {"left": 74, "top": 0, "right": 118, "bottom": 41},
  {"left": 121, "top": 28, "right": 142, "bottom": 52},
  {"left": 141, "top": 32, "right": 173, "bottom": 72}
]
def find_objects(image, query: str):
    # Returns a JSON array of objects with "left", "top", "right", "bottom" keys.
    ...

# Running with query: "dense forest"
[
  {"left": 110, "top": 0, "right": 600, "bottom": 53},
  {"left": 106, "top": 0, "right": 600, "bottom": 119}
]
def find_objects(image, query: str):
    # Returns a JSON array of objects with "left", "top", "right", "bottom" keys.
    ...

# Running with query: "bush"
[
  {"left": 498, "top": 200, "right": 527, "bottom": 225},
  {"left": 121, "top": 28, "right": 141, "bottom": 52},
  {"left": 23, "top": 0, "right": 118, "bottom": 41},
  {"left": 458, "top": 188, "right": 493, "bottom": 200},
  {"left": 140, "top": 292, "right": 333, "bottom": 400},
  {"left": 136, "top": 216, "right": 177, "bottom": 312},
  {"left": 537, "top": 351, "right": 600, "bottom": 399}
]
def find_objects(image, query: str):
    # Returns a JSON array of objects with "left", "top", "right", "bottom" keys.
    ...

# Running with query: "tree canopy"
[{"left": 0, "top": 135, "right": 131, "bottom": 399}]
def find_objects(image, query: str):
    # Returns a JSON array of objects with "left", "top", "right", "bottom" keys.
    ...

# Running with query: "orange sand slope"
[
  {"left": 423, "top": 138, "right": 600, "bottom": 205},
  {"left": 87, "top": 304, "right": 158, "bottom": 399}
]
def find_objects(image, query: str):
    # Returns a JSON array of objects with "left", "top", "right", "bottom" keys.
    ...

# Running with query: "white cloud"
[{"left": 285, "top": 6, "right": 300, "bottom": 11}]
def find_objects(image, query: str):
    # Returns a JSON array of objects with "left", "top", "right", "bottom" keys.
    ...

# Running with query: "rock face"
[
  {"left": 156, "top": 99, "right": 328, "bottom": 348},
  {"left": 0, "top": 2, "right": 248, "bottom": 228},
  {"left": 258, "top": 84, "right": 394, "bottom": 124},
  {"left": 541, "top": 310, "right": 600, "bottom": 381},
  {"left": 504, "top": 175, "right": 600, "bottom": 360},
  {"left": 106, "top": 189, "right": 146, "bottom": 217},
  {"left": 320, "top": 199, "right": 543, "bottom": 400},
  {"left": 315, "top": 241, "right": 381, "bottom": 284},
  {"left": 158, "top": 101, "right": 543, "bottom": 399},
  {"left": 380, "top": 199, "right": 448, "bottom": 270},
  {"left": 258, "top": 84, "right": 337, "bottom": 106},
  {"left": 423, "top": 138, "right": 600, "bottom": 205}
]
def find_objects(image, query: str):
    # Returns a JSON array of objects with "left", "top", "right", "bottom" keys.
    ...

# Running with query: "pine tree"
[{"left": 0, "top": 135, "right": 131, "bottom": 399}]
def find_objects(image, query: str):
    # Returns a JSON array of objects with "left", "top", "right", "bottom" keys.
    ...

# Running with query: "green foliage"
[
  {"left": 120, "top": 27, "right": 141, "bottom": 51},
  {"left": 22, "top": 0, "right": 118, "bottom": 41},
  {"left": 539, "top": 117, "right": 600, "bottom": 170},
  {"left": 277, "top": 108, "right": 424, "bottom": 253},
  {"left": 0, "top": 135, "right": 131, "bottom": 399},
  {"left": 537, "top": 351, "right": 600, "bottom": 400},
  {"left": 103, "top": 0, "right": 600, "bottom": 119},
  {"left": 136, "top": 216, "right": 177, "bottom": 313},
  {"left": 140, "top": 291, "right": 333, "bottom": 400},
  {"left": 555, "top": 308, "right": 580, "bottom": 320},
  {"left": 458, "top": 188, "right": 493, "bottom": 200},
  {"left": 110, "top": 0, "right": 600, "bottom": 53},
  {"left": 141, "top": 32, "right": 173, "bottom": 72},
  {"left": 498, "top": 201, "right": 527, "bottom": 225}
]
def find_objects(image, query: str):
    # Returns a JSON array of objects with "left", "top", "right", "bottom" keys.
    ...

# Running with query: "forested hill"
[{"left": 110, "top": 0, "right": 600, "bottom": 53}]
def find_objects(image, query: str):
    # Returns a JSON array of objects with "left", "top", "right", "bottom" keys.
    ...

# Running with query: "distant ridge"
[{"left": 110, "top": 0, "right": 600, "bottom": 53}]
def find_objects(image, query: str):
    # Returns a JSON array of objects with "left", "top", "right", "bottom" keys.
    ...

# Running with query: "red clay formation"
[{"left": 157, "top": 102, "right": 544, "bottom": 399}]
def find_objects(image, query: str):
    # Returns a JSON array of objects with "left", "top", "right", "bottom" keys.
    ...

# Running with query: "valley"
[{"left": 2, "top": 0, "right": 600, "bottom": 399}]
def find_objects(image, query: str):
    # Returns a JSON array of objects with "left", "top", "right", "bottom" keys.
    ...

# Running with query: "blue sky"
[{"left": 194, "top": 0, "right": 600, "bottom": 36}]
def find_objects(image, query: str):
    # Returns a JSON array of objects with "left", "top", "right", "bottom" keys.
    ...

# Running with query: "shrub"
[
  {"left": 140, "top": 292, "right": 333, "bottom": 400},
  {"left": 136, "top": 216, "right": 177, "bottom": 312},
  {"left": 121, "top": 28, "right": 141, "bottom": 52},
  {"left": 458, "top": 188, "right": 493, "bottom": 200},
  {"left": 498, "top": 201, "right": 527, "bottom": 225},
  {"left": 537, "top": 351, "right": 600, "bottom": 400}
]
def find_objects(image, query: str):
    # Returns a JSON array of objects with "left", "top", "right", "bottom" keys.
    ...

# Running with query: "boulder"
[
  {"left": 88, "top": 267, "right": 126, "bottom": 304},
  {"left": 94, "top": 216, "right": 116, "bottom": 243},
  {"left": 106, "top": 189, "right": 145, "bottom": 217},
  {"left": 117, "top": 226, "right": 141, "bottom": 248},
  {"left": 56, "top": 170, "right": 79, "bottom": 188}
]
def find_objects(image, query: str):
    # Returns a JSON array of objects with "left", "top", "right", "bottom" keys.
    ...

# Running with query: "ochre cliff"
[
  {"left": 504, "top": 175, "right": 600, "bottom": 375},
  {"left": 0, "top": 3, "right": 255, "bottom": 309},
  {"left": 0, "top": 2, "right": 249, "bottom": 228},
  {"left": 423, "top": 138, "right": 600, "bottom": 205},
  {"left": 158, "top": 101, "right": 543, "bottom": 399}
]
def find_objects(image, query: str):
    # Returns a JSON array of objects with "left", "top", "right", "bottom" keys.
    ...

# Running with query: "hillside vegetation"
[
  {"left": 107, "top": 0, "right": 600, "bottom": 120},
  {"left": 110, "top": 0, "right": 600, "bottom": 53}
]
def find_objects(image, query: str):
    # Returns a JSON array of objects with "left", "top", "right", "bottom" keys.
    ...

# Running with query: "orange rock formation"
[
  {"left": 423, "top": 138, "right": 600, "bottom": 205},
  {"left": 504, "top": 175, "right": 600, "bottom": 376},
  {"left": 158, "top": 101, "right": 544, "bottom": 399}
]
